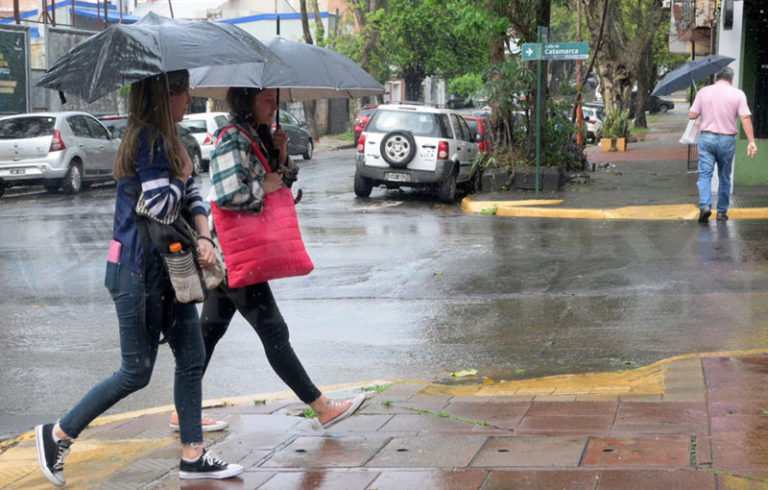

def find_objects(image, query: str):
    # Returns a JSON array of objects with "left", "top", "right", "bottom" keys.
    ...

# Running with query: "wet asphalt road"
[{"left": 2, "top": 146, "right": 768, "bottom": 437}]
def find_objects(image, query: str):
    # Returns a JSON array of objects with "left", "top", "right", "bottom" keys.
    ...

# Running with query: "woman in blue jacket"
[{"left": 34, "top": 70, "right": 243, "bottom": 486}]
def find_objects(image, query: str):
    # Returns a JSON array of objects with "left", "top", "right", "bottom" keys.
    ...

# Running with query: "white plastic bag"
[{"left": 679, "top": 117, "right": 701, "bottom": 145}]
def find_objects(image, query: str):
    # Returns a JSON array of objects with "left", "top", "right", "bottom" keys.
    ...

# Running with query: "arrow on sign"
[{"left": 525, "top": 47, "right": 534, "bottom": 57}]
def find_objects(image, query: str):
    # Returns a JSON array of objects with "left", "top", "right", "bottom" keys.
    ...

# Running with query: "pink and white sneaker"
[{"left": 318, "top": 394, "right": 366, "bottom": 428}]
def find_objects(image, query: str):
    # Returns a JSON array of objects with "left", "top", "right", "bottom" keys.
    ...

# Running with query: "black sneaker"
[
  {"left": 717, "top": 212, "right": 728, "bottom": 221},
  {"left": 35, "top": 423, "right": 72, "bottom": 487},
  {"left": 179, "top": 449, "right": 244, "bottom": 480},
  {"left": 698, "top": 205, "right": 712, "bottom": 223}
]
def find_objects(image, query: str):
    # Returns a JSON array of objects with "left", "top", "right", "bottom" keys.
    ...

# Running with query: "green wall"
[{"left": 734, "top": 140, "right": 768, "bottom": 185}]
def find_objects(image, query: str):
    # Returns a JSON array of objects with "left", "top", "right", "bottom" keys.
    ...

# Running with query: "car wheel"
[
  {"left": 302, "top": 139, "right": 313, "bottom": 160},
  {"left": 380, "top": 131, "right": 416, "bottom": 168},
  {"left": 61, "top": 161, "right": 83, "bottom": 194},
  {"left": 437, "top": 169, "right": 457, "bottom": 204},
  {"left": 191, "top": 150, "right": 203, "bottom": 176},
  {"left": 354, "top": 169, "right": 373, "bottom": 198},
  {"left": 659, "top": 105, "right": 669, "bottom": 114}
]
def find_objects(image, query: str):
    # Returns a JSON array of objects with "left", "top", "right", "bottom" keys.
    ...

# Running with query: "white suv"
[{"left": 354, "top": 103, "right": 481, "bottom": 203}]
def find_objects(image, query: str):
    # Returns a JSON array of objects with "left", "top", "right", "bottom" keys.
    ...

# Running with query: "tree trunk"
[
  {"left": 299, "top": 0, "right": 318, "bottom": 139},
  {"left": 526, "top": 0, "right": 551, "bottom": 163},
  {"left": 488, "top": 0, "right": 510, "bottom": 148},
  {"left": 352, "top": 0, "right": 382, "bottom": 101},
  {"left": 311, "top": 0, "right": 324, "bottom": 44}
]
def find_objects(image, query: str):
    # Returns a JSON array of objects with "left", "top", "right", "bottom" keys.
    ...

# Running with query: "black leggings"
[{"left": 200, "top": 281, "right": 322, "bottom": 404}]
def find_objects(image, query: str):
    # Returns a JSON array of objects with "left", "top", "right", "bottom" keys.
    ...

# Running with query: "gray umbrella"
[
  {"left": 38, "top": 12, "right": 280, "bottom": 103},
  {"left": 651, "top": 55, "right": 735, "bottom": 96},
  {"left": 189, "top": 36, "right": 384, "bottom": 101}
]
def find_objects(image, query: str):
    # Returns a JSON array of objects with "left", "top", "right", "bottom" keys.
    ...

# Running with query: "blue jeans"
[
  {"left": 59, "top": 261, "right": 205, "bottom": 444},
  {"left": 697, "top": 132, "right": 736, "bottom": 213}
]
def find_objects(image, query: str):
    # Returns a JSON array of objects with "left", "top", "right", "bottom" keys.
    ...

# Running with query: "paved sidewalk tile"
[
  {"left": 582, "top": 436, "right": 692, "bottom": 467},
  {"left": 470, "top": 436, "right": 587, "bottom": 467}
]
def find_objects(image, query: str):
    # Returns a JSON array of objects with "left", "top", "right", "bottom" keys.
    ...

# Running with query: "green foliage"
[
  {"left": 603, "top": 109, "right": 630, "bottom": 139},
  {"left": 448, "top": 73, "right": 483, "bottom": 98},
  {"left": 301, "top": 408, "right": 317, "bottom": 419}
]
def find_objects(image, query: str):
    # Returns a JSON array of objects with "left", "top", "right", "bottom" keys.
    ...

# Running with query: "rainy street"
[{"left": 2, "top": 146, "right": 768, "bottom": 437}]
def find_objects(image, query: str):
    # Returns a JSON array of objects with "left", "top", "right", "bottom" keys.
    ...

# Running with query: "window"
[
  {"left": 0, "top": 117, "right": 55, "bottom": 139},
  {"left": 67, "top": 116, "right": 92, "bottom": 138},
  {"left": 179, "top": 120, "right": 208, "bottom": 133},
  {"left": 213, "top": 115, "right": 228, "bottom": 129},
  {"left": 84, "top": 116, "right": 110, "bottom": 140}
]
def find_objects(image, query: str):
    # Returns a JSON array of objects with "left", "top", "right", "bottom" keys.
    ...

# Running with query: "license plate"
[
  {"left": 10, "top": 169, "right": 25, "bottom": 175},
  {"left": 420, "top": 148, "right": 436, "bottom": 161},
  {"left": 385, "top": 172, "right": 411, "bottom": 183}
]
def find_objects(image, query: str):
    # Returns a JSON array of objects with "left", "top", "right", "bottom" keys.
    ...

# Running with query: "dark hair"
[
  {"left": 716, "top": 67, "right": 734, "bottom": 81},
  {"left": 226, "top": 87, "right": 263, "bottom": 121}
]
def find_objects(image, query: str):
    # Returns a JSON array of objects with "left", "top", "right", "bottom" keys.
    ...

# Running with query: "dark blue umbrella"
[
  {"left": 651, "top": 55, "right": 735, "bottom": 96},
  {"left": 38, "top": 12, "right": 280, "bottom": 103}
]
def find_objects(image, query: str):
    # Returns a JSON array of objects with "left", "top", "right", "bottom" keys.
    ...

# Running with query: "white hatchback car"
[
  {"left": 582, "top": 106, "right": 604, "bottom": 142},
  {"left": 178, "top": 112, "right": 229, "bottom": 165},
  {"left": 0, "top": 111, "right": 120, "bottom": 196},
  {"left": 354, "top": 103, "right": 480, "bottom": 203}
]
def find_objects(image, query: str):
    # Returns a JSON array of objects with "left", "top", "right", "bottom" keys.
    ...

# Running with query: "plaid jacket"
[{"left": 207, "top": 115, "right": 269, "bottom": 214}]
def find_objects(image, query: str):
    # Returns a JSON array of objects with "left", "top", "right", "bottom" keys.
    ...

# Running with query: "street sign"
[
  {"left": 521, "top": 42, "right": 589, "bottom": 61},
  {"left": 542, "top": 42, "right": 589, "bottom": 60},
  {"left": 522, "top": 43, "right": 540, "bottom": 61}
]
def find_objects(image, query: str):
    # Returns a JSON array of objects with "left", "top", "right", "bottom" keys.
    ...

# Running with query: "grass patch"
[
  {"left": 359, "top": 383, "right": 392, "bottom": 394},
  {"left": 334, "top": 131, "right": 355, "bottom": 141},
  {"left": 301, "top": 408, "right": 317, "bottom": 419},
  {"left": 630, "top": 126, "right": 650, "bottom": 134},
  {"left": 480, "top": 206, "right": 498, "bottom": 215},
  {"left": 404, "top": 406, "right": 492, "bottom": 427},
  {"left": 253, "top": 399, "right": 266, "bottom": 405}
]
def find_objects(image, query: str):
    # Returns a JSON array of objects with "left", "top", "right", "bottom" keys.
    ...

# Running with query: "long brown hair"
[
  {"left": 113, "top": 70, "right": 189, "bottom": 179},
  {"left": 226, "top": 86, "right": 262, "bottom": 125}
]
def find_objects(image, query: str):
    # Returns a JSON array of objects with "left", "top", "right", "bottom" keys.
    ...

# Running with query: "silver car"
[
  {"left": 355, "top": 104, "right": 480, "bottom": 203},
  {"left": 0, "top": 111, "right": 120, "bottom": 196}
]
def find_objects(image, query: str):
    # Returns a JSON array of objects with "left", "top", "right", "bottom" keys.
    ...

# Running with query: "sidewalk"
[
  {"left": 3, "top": 115, "right": 768, "bottom": 489},
  {"left": 463, "top": 109, "right": 768, "bottom": 219},
  {"left": 1, "top": 351, "right": 767, "bottom": 488}
]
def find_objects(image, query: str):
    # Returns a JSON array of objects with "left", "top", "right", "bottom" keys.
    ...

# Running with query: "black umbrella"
[
  {"left": 651, "top": 55, "right": 735, "bottom": 97},
  {"left": 38, "top": 12, "right": 280, "bottom": 103},
  {"left": 188, "top": 37, "right": 384, "bottom": 102}
]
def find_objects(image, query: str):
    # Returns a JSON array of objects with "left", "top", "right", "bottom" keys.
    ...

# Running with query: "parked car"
[
  {"left": 353, "top": 104, "right": 378, "bottom": 146},
  {"left": 462, "top": 115, "right": 494, "bottom": 155},
  {"left": 0, "top": 111, "right": 120, "bottom": 196},
  {"left": 178, "top": 112, "right": 229, "bottom": 168},
  {"left": 629, "top": 93, "right": 675, "bottom": 117},
  {"left": 355, "top": 103, "right": 480, "bottom": 203},
  {"left": 98, "top": 115, "right": 204, "bottom": 175},
  {"left": 277, "top": 110, "right": 313, "bottom": 160},
  {"left": 581, "top": 106, "right": 604, "bottom": 142}
]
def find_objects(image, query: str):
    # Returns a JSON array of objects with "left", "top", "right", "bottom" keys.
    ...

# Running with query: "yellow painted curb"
[{"left": 461, "top": 197, "right": 768, "bottom": 220}]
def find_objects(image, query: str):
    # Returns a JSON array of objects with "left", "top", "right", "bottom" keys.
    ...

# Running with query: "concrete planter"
[
  {"left": 600, "top": 138, "right": 613, "bottom": 152},
  {"left": 615, "top": 137, "right": 627, "bottom": 152},
  {"left": 512, "top": 167, "right": 566, "bottom": 192},
  {"left": 480, "top": 167, "right": 511, "bottom": 192}
]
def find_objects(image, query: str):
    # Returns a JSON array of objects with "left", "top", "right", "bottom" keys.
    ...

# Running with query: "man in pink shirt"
[{"left": 689, "top": 66, "right": 757, "bottom": 223}]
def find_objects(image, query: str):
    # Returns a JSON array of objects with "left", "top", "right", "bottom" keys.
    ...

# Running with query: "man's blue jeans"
[
  {"left": 697, "top": 132, "right": 736, "bottom": 213},
  {"left": 59, "top": 261, "right": 205, "bottom": 445}
]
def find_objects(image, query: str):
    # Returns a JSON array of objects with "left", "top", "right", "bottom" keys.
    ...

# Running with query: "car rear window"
[
  {"left": 367, "top": 111, "right": 444, "bottom": 138},
  {"left": 179, "top": 120, "right": 208, "bottom": 133},
  {"left": 0, "top": 117, "right": 56, "bottom": 139},
  {"left": 464, "top": 118, "right": 479, "bottom": 133},
  {"left": 361, "top": 107, "right": 377, "bottom": 118}
]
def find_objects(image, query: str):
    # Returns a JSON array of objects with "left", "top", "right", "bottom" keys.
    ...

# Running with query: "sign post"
[{"left": 521, "top": 39, "right": 589, "bottom": 198}]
